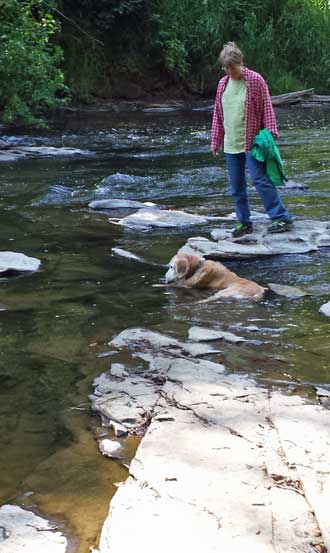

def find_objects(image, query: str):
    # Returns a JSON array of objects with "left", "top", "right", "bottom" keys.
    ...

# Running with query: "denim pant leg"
[
  {"left": 245, "top": 153, "right": 290, "bottom": 221},
  {"left": 225, "top": 153, "right": 251, "bottom": 224}
]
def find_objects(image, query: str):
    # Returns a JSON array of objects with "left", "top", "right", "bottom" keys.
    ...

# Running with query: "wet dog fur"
[{"left": 165, "top": 252, "right": 266, "bottom": 301}]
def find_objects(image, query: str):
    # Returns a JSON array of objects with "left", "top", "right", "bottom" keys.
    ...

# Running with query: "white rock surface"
[
  {"left": 0, "top": 252, "right": 41, "bottom": 273},
  {"left": 113, "top": 208, "right": 208, "bottom": 229},
  {"left": 110, "top": 327, "right": 218, "bottom": 357},
  {"left": 95, "top": 328, "right": 330, "bottom": 553},
  {"left": 319, "top": 300, "right": 330, "bottom": 317},
  {"left": 98, "top": 439, "right": 122, "bottom": 458},
  {"left": 0, "top": 505, "right": 67, "bottom": 553}
]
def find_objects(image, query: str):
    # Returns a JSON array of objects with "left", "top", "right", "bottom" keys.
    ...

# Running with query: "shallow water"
[{"left": 0, "top": 106, "right": 330, "bottom": 551}]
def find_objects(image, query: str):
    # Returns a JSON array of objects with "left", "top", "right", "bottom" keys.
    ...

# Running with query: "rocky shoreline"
[{"left": 90, "top": 327, "right": 330, "bottom": 553}]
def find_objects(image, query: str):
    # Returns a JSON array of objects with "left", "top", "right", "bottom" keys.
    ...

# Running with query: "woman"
[{"left": 211, "top": 41, "right": 293, "bottom": 237}]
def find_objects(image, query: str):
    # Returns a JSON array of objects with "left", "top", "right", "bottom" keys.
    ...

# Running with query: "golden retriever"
[{"left": 165, "top": 253, "right": 266, "bottom": 301}]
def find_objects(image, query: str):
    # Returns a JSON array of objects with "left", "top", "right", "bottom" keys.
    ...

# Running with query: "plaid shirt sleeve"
[{"left": 260, "top": 76, "right": 278, "bottom": 139}]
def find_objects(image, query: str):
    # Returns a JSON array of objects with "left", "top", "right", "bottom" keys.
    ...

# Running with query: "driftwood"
[
  {"left": 310, "top": 94, "right": 330, "bottom": 103},
  {"left": 271, "top": 88, "right": 314, "bottom": 106}
]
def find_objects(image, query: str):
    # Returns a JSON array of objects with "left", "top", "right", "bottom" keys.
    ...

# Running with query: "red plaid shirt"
[{"left": 211, "top": 67, "right": 278, "bottom": 153}]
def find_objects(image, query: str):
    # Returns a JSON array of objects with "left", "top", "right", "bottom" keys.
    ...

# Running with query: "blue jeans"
[{"left": 225, "top": 152, "right": 290, "bottom": 224}]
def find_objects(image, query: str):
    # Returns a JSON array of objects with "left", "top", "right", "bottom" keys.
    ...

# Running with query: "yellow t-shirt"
[{"left": 221, "top": 78, "right": 247, "bottom": 154}]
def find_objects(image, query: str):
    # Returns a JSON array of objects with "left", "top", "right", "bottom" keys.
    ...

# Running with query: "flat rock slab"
[
  {"left": 0, "top": 505, "right": 67, "bottom": 553},
  {"left": 112, "top": 209, "right": 208, "bottom": 229},
  {"left": 180, "top": 219, "right": 330, "bottom": 259},
  {"left": 110, "top": 327, "right": 218, "bottom": 358},
  {"left": 319, "top": 300, "right": 330, "bottom": 316},
  {"left": 91, "top": 328, "right": 220, "bottom": 433},
  {"left": 0, "top": 146, "right": 93, "bottom": 162},
  {"left": 0, "top": 251, "right": 41, "bottom": 274},
  {"left": 96, "top": 328, "right": 330, "bottom": 553}
]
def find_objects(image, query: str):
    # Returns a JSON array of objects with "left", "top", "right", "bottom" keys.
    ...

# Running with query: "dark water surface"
[{"left": 0, "top": 107, "right": 330, "bottom": 551}]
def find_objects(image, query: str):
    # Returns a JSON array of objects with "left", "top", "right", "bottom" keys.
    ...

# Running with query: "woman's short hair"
[{"left": 219, "top": 42, "right": 243, "bottom": 68}]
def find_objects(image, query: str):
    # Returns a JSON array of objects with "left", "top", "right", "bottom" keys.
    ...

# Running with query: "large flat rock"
[
  {"left": 180, "top": 219, "right": 330, "bottom": 259},
  {"left": 94, "top": 328, "right": 330, "bottom": 553},
  {"left": 0, "top": 505, "right": 67, "bottom": 553}
]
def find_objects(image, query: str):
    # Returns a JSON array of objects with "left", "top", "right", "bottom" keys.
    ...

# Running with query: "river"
[{"left": 0, "top": 106, "right": 329, "bottom": 551}]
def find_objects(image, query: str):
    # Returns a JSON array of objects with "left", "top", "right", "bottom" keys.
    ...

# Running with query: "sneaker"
[
  {"left": 232, "top": 222, "right": 253, "bottom": 238},
  {"left": 267, "top": 218, "right": 293, "bottom": 234}
]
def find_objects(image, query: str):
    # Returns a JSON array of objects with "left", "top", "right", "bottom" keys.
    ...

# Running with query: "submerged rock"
[
  {"left": 113, "top": 209, "right": 208, "bottom": 229},
  {"left": 89, "top": 199, "right": 157, "bottom": 210},
  {"left": 319, "top": 300, "right": 330, "bottom": 317},
  {"left": 180, "top": 220, "right": 330, "bottom": 259},
  {"left": 0, "top": 146, "right": 93, "bottom": 162},
  {"left": 268, "top": 283, "right": 308, "bottom": 298},
  {"left": 279, "top": 179, "right": 310, "bottom": 191},
  {"left": 188, "top": 326, "right": 247, "bottom": 343},
  {"left": 0, "top": 505, "right": 67, "bottom": 553},
  {"left": 0, "top": 252, "right": 41, "bottom": 274}
]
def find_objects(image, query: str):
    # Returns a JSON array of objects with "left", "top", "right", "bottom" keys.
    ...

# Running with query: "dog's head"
[{"left": 165, "top": 253, "right": 204, "bottom": 283}]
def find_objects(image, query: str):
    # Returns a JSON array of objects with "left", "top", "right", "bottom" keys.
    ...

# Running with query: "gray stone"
[
  {"left": 315, "top": 386, "right": 330, "bottom": 398},
  {"left": 110, "top": 327, "right": 217, "bottom": 357},
  {"left": 267, "top": 283, "right": 308, "bottom": 298},
  {"left": 182, "top": 220, "right": 330, "bottom": 259},
  {"left": 0, "top": 252, "right": 41, "bottom": 274},
  {"left": 188, "top": 326, "right": 247, "bottom": 343},
  {"left": 99, "top": 439, "right": 122, "bottom": 458},
  {"left": 114, "top": 209, "right": 208, "bottom": 229},
  {"left": 279, "top": 179, "right": 310, "bottom": 190},
  {"left": 0, "top": 505, "right": 67, "bottom": 553},
  {"left": 111, "top": 421, "right": 129, "bottom": 438},
  {"left": 111, "top": 248, "right": 146, "bottom": 263},
  {"left": 319, "top": 300, "right": 330, "bottom": 317},
  {"left": 89, "top": 199, "right": 156, "bottom": 210}
]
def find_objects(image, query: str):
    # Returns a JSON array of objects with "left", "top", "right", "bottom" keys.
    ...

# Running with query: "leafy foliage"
[
  {"left": 2, "top": 0, "right": 330, "bottom": 121},
  {"left": 0, "top": 0, "right": 66, "bottom": 125}
]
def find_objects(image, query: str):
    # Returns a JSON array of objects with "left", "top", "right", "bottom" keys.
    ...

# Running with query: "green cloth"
[
  {"left": 221, "top": 78, "right": 246, "bottom": 154},
  {"left": 251, "top": 128, "right": 287, "bottom": 186}
]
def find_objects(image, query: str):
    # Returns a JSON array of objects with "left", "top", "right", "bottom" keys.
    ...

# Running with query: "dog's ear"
[{"left": 175, "top": 256, "right": 189, "bottom": 277}]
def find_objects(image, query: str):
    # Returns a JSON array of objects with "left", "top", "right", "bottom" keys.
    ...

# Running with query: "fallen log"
[
  {"left": 310, "top": 94, "right": 330, "bottom": 103},
  {"left": 271, "top": 88, "right": 314, "bottom": 106}
]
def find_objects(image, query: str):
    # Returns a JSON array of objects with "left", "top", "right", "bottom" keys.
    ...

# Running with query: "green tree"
[{"left": 0, "top": 0, "right": 66, "bottom": 125}]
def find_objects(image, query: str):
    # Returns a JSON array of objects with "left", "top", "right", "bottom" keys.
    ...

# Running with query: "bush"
[{"left": 0, "top": 0, "right": 66, "bottom": 125}]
